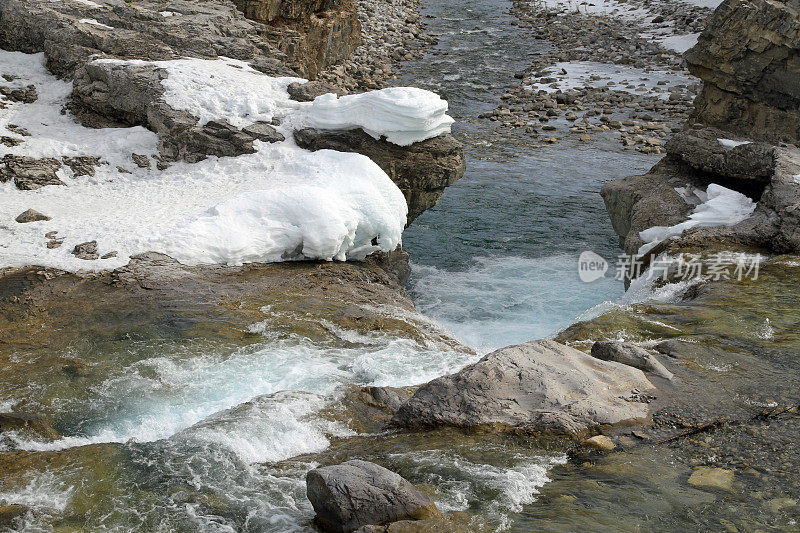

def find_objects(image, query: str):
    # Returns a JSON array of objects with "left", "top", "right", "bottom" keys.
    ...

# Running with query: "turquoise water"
[{"left": 398, "top": 0, "right": 658, "bottom": 349}]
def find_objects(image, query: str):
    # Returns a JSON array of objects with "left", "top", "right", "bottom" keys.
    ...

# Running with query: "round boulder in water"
[{"left": 306, "top": 459, "right": 441, "bottom": 533}]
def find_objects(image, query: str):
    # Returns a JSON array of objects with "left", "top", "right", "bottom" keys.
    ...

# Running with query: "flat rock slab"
[
  {"left": 307, "top": 460, "right": 441, "bottom": 533},
  {"left": 392, "top": 340, "right": 655, "bottom": 434}
]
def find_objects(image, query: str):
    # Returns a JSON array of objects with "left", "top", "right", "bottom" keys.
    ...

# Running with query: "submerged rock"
[
  {"left": 591, "top": 341, "right": 674, "bottom": 380},
  {"left": 306, "top": 460, "right": 441, "bottom": 533},
  {"left": 392, "top": 340, "right": 655, "bottom": 434},
  {"left": 687, "top": 466, "right": 735, "bottom": 492},
  {"left": 0, "top": 412, "right": 59, "bottom": 441},
  {"left": 0, "top": 504, "right": 30, "bottom": 528},
  {"left": 581, "top": 435, "right": 616, "bottom": 451}
]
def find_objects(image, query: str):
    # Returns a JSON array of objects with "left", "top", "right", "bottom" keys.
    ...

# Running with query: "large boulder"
[
  {"left": 392, "top": 340, "right": 655, "bottom": 434},
  {"left": 294, "top": 128, "right": 466, "bottom": 223},
  {"left": 685, "top": 0, "right": 800, "bottom": 143},
  {"left": 306, "top": 460, "right": 441, "bottom": 533}
]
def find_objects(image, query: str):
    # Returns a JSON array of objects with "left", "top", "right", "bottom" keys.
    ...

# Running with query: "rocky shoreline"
[{"left": 2, "top": 0, "right": 800, "bottom": 531}]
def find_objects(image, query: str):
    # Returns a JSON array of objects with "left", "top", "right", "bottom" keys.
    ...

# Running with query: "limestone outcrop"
[
  {"left": 601, "top": 0, "right": 800, "bottom": 265},
  {"left": 685, "top": 0, "right": 800, "bottom": 144}
]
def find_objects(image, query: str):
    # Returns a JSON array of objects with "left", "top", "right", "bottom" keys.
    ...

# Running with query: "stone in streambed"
[
  {"left": 0, "top": 504, "right": 30, "bottom": 528},
  {"left": 392, "top": 340, "right": 655, "bottom": 434},
  {"left": 591, "top": 341, "right": 673, "bottom": 380},
  {"left": 15, "top": 209, "right": 50, "bottom": 223},
  {"left": 688, "top": 467, "right": 734, "bottom": 492},
  {"left": 581, "top": 435, "right": 616, "bottom": 451},
  {"left": 307, "top": 460, "right": 441, "bottom": 533}
]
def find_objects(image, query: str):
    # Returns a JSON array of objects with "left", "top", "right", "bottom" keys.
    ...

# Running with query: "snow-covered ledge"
[{"left": 0, "top": 53, "right": 455, "bottom": 272}]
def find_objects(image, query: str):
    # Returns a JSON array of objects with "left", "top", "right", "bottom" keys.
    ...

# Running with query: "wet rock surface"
[
  {"left": 393, "top": 340, "right": 655, "bottom": 433},
  {"left": 591, "top": 341, "right": 674, "bottom": 380},
  {"left": 306, "top": 459, "right": 441, "bottom": 532}
]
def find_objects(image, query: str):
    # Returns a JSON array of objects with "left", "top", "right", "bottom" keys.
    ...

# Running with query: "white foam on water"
[
  {"left": 390, "top": 449, "right": 567, "bottom": 529},
  {"left": 409, "top": 254, "right": 623, "bottom": 351},
  {"left": 526, "top": 61, "right": 696, "bottom": 100},
  {"left": 14, "top": 331, "right": 469, "bottom": 454},
  {"left": 0, "top": 473, "right": 74, "bottom": 512}
]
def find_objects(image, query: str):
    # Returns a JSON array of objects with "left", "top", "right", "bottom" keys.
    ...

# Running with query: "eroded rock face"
[
  {"left": 295, "top": 128, "right": 466, "bottom": 223},
  {"left": 685, "top": 0, "right": 800, "bottom": 143},
  {"left": 233, "top": 0, "right": 362, "bottom": 78},
  {"left": 306, "top": 460, "right": 441, "bottom": 533},
  {"left": 392, "top": 340, "right": 655, "bottom": 434}
]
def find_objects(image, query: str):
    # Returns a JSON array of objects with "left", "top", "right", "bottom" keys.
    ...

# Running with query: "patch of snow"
[
  {"left": 74, "top": 0, "right": 102, "bottom": 7},
  {"left": 533, "top": 0, "right": 651, "bottom": 21},
  {"left": 305, "top": 88, "right": 455, "bottom": 146},
  {"left": 657, "top": 32, "right": 700, "bottom": 54},
  {"left": 0, "top": 51, "right": 430, "bottom": 271},
  {"left": 526, "top": 61, "right": 696, "bottom": 100},
  {"left": 78, "top": 18, "right": 113, "bottom": 29},
  {"left": 159, "top": 11, "right": 178, "bottom": 17},
  {"left": 792, "top": 174, "right": 800, "bottom": 184},
  {"left": 638, "top": 184, "right": 756, "bottom": 255},
  {"left": 718, "top": 138, "right": 752, "bottom": 149},
  {"left": 95, "top": 57, "right": 305, "bottom": 128},
  {"left": 678, "top": 0, "right": 723, "bottom": 8}
]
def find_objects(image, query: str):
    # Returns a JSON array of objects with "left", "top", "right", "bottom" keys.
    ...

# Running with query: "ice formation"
[
  {"left": 78, "top": 18, "right": 113, "bottom": 29},
  {"left": 0, "top": 51, "right": 457, "bottom": 271},
  {"left": 305, "top": 87, "right": 455, "bottom": 146},
  {"left": 638, "top": 184, "right": 756, "bottom": 255}
]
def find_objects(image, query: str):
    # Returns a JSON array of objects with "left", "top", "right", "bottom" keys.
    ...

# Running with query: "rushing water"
[{"left": 397, "top": 0, "right": 659, "bottom": 350}]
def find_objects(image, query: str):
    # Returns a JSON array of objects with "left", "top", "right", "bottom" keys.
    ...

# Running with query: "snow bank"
[
  {"left": 718, "top": 138, "right": 752, "bottom": 149},
  {"left": 0, "top": 51, "right": 433, "bottom": 271},
  {"left": 305, "top": 88, "right": 454, "bottom": 146},
  {"left": 78, "top": 18, "right": 113, "bottom": 29},
  {"left": 638, "top": 184, "right": 756, "bottom": 255}
]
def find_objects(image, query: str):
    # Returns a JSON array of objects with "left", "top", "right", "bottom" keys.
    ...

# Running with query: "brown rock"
[
  {"left": 72, "top": 241, "right": 99, "bottom": 260},
  {"left": 15, "top": 209, "right": 51, "bottom": 223}
]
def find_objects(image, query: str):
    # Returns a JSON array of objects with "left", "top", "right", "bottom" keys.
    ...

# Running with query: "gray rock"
[
  {"left": 591, "top": 341, "right": 673, "bottom": 380},
  {"left": 287, "top": 80, "right": 343, "bottom": 102},
  {"left": 666, "top": 127, "right": 776, "bottom": 183},
  {"left": 241, "top": 121, "right": 285, "bottom": 143},
  {"left": 72, "top": 241, "right": 99, "bottom": 260},
  {"left": 306, "top": 460, "right": 441, "bottom": 533},
  {"left": 392, "top": 340, "right": 655, "bottom": 434},
  {"left": 365, "top": 386, "right": 411, "bottom": 412},
  {"left": 294, "top": 128, "right": 466, "bottom": 224},
  {"left": 0, "top": 155, "right": 63, "bottom": 190},
  {"left": 15, "top": 209, "right": 50, "bottom": 223}
]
